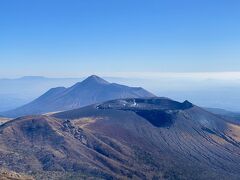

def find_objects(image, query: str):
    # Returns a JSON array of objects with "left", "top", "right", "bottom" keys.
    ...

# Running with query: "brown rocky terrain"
[
  {"left": 0, "top": 169, "right": 34, "bottom": 180},
  {"left": 0, "top": 98, "right": 239, "bottom": 179},
  {"left": 0, "top": 118, "right": 11, "bottom": 126}
]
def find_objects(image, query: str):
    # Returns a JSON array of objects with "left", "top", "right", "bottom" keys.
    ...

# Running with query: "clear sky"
[{"left": 1, "top": 0, "right": 240, "bottom": 78}]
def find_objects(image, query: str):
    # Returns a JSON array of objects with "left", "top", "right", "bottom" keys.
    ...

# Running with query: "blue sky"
[{"left": 1, "top": 0, "right": 240, "bottom": 78}]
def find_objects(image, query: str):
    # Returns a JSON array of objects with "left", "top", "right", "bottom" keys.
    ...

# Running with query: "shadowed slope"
[{"left": 54, "top": 98, "right": 240, "bottom": 179}]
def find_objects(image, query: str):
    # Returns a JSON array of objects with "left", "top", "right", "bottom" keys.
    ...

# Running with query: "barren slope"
[{"left": 0, "top": 98, "right": 239, "bottom": 179}]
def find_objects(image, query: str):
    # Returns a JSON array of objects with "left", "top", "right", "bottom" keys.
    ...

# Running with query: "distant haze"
[{"left": 1, "top": 75, "right": 240, "bottom": 112}]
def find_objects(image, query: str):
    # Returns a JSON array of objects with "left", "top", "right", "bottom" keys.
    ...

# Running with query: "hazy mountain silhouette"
[
  {"left": 205, "top": 107, "right": 240, "bottom": 124},
  {"left": 2, "top": 75, "right": 155, "bottom": 117},
  {"left": 0, "top": 98, "right": 239, "bottom": 179},
  {"left": 0, "top": 76, "right": 84, "bottom": 112}
]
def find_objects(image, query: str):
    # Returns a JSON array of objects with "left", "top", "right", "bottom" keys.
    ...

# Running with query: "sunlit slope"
[{"left": 0, "top": 98, "right": 239, "bottom": 179}]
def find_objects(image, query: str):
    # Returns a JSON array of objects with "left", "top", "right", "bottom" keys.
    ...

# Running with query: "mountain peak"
[
  {"left": 82, "top": 75, "right": 109, "bottom": 85},
  {"left": 3, "top": 75, "right": 155, "bottom": 117}
]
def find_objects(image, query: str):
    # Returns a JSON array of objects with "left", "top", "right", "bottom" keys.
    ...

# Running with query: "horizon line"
[{"left": 1, "top": 71, "right": 240, "bottom": 80}]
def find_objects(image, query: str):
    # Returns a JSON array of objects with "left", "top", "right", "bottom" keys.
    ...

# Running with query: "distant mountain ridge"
[
  {"left": 2, "top": 75, "right": 156, "bottom": 117},
  {"left": 205, "top": 107, "right": 240, "bottom": 124},
  {"left": 0, "top": 76, "right": 84, "bottom": 112}
]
